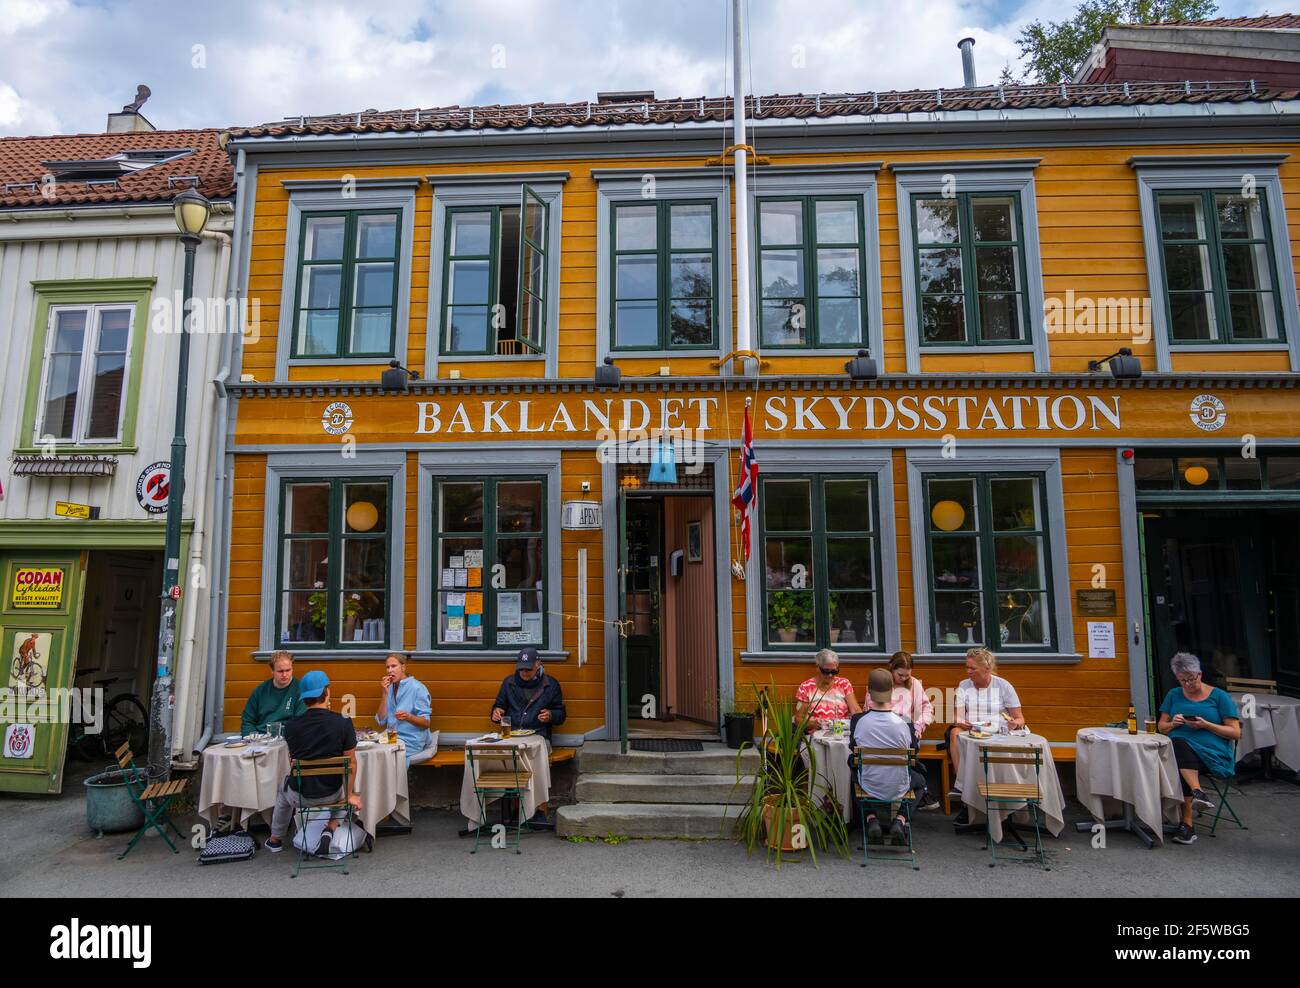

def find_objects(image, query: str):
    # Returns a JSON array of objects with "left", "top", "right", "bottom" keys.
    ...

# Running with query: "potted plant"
[
  {"left": 770, "top": 591, "right": 813, "bottom": 643},
  {"left": 721, "top": 692, "right": 755, "bottom": 750},
  {"left": 729, "top": 685, "right": 850, "bottom": 867}
]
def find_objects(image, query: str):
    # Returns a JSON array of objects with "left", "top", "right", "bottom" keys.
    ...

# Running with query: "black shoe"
[
  {"left": 364, "top": 833, "right": 375, "bottom": 853},
  {"left": 316, "top": 832, "right": 334, "bottom": 857},
  {"left": 917, "top": 791, "right": 941, "bottom": 812},
  {"left": 954, "top": 807, "right": 970, "bottom": 827},
  {"left": 263, "top": 836, "right": 283, "bottom": 854},
  {"left": 866, "top": 816, "right": 883, "bottom": 844},
  {"left": 889, "top": 816, "right": 909, "bottom": 845},
  {"left": 1191, "top": 789, "right": 1216, "bottom": 812},
  {"left": 1172, "top": 823, "right": 1197, "bottom": 845}
]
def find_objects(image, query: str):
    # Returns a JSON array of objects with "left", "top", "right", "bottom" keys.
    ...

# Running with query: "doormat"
[{"left": 630, "top": 739, "right": 705, "bottom": 753}]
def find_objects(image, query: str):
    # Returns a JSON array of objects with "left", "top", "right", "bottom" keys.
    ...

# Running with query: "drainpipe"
[
  {"left": 194, "top": 147, "right": 247, "bottom": 756},
  {"left": 958, "top": 37, "right": 978, "bottom": 88},
  {"left": 731, "top": 0, "right": 754, "bottom": 368}
]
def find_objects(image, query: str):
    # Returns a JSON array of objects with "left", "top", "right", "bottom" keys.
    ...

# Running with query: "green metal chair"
[
  {"left": 288, "top": 756, "right": 356, "bottom": 877},
  {"left": 977, "top": 744, "right": 1049, "bottom": 870},
  {"left": 850, "top": 746, "right": 919, "bottom": 870},
  {"left": 466, "top": 743, "right": 532, "bottom": 854},
  {"left": 114, "top": 742, "right": 188, "bottom": 861},
  {"left": 1198, "top": 742, "right": 1247, "bottom": 837}
]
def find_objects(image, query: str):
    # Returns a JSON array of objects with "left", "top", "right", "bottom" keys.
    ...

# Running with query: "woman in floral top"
[{"left": 794, "top": 649, "right": 861, "bottom": 732}]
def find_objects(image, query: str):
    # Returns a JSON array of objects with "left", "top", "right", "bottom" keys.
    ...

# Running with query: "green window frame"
[
  {"left": 276, "top": 478, "right": 392, "bottom": 650},
  {"left": 911, "top": 192, "right": 1031, "bottom": 347},
  {"left": 1134, "top": 451, "right": 1300, "bottom": 496},
  {"left": 433, "top": 476, "right": 548, "bottom": 650},
  {"left": 923, "top": 472, "right": 1056, "bottom": 654},
  {"left": 440, "top": 185, "right": 549, "bottom": 357},
  {"left": 757, "top": 196, "right": 868, "bottom": 348},
  {"left": 1154, "top": 188, "right": 1286, "bottom": 345},
  {"left": 759, "top": 474, "right": 882, "bottom": 652},
  {"left": 19, "top": 278, "right": 154, "bottom": 455},
  {"left": 291, "top": 209, "right": 401, "bottom": 358},
  {"left": 611, "top": 198, "right": 718, "bottom": 351}
]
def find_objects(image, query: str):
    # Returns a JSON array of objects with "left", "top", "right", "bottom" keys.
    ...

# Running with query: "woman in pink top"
[
  {"left": 887, "top": 650, "right": 934, "bottom": 742},
  {"left": 794, "top": 649, "right": 861, "bottom": 732}
]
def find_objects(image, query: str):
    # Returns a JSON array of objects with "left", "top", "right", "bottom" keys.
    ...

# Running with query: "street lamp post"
[{"left": 147, "top": 186, "right": 212, "bottom": 777}]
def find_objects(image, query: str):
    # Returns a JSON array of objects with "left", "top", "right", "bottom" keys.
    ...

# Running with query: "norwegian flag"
[{"left": 731, "top": 405, "right": 759, "bottom": 561}]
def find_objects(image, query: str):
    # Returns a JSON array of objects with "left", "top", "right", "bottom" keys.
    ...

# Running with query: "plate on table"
[
  {"left": 967, "top": 731, "right": 991, "bottom": 740},
  {"left": 224, "top": 740, "right": 248, "bottom": 749},
  {"left": 509, "top": 729, "right": 537, "bottom": 737},
  {"left": 356, "top": 740, "right": 377, "bottom": 748}
]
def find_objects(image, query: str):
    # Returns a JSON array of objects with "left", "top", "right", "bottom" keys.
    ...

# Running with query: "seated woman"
[
  {"left": 1158, "top": 652, "right": 1241, "bottom": 846},
  {"left": 887, "top": 650, "right": 939, "bottom": 810},
  {"left": 375, "top": 652, "right": 436, "bottom": 765},
  {"left": 944, "top": 647, "right": 1025, "bottom": 800},
  {"left": 794, "top": 649, "right": 861, "bottom": 733}
]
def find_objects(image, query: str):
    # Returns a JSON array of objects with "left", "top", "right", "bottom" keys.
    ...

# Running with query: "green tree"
[{"left": 1016, "top": 0, "right": 1220, "bottom": 84}]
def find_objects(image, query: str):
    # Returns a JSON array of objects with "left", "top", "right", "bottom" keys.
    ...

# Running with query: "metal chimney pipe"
[{"left": 958, "top": 37, "right": 977, "bottom": 88}]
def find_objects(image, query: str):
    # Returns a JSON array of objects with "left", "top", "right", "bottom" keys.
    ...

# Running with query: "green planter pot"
[{"left": 84, "top": 770, "right": 145, "bottom": 837}]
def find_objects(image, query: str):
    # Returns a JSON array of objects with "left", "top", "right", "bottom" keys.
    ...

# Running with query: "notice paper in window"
[
  {"left": 464, "top": 549, "right": 483, "bottom": 569},
  {"left": 454, "top": 569, "right": 468, "bottom": 588},
  {"left": 466, "top": 592, "right": 483, "bottom": 615},
  {"left": 499, "top": 592, "right": 522, "bottom": 628},
  {"left": 468, "top": 568, "right": 482, "bottom": 587},
  {"left": 1087, "top": 621, "right": 1115, "bottom": 659},
  {"left": 523, "top": 612, "right": 543, "bottom": 642},
  {"left": 449, "top": 556, "right": 464, "bottom": 569},
  {"left": 467, "top": 614, "right": 482, "bottom": 639},
  {"left": 441, "top": 568, "right": 455, "bottom": 588}
]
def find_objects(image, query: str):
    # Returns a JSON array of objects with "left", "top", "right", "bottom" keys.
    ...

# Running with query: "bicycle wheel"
[
  {"left": 21, "top": 661, "right": 45, "bottom": 690},
  {"left": 100, "top": 693, "right": 149, "bottom": 757}
]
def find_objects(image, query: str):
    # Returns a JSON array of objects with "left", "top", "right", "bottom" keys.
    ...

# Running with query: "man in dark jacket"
[{"left": 490, "top": 647, "right": 566, "bottom": 740}]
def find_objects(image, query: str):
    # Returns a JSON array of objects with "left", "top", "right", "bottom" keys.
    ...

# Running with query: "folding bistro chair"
[
  {"left": 288, "top": 756, "right": 357, "bottom": 877},
  {"left": 114, "top": 742, "right": 188, "bottom": 861},
  {"left": 466, "top": 743, "right": 532, "bottom": 854},
  {"left": 977, "top": 744, "right": 1049, "bottom": 870},
  {"left": 850, "top": 746, "right": 919, "bottom": 870},
  {"left": 1197, "top": 741, "right": 1248, "bottom": 837}
]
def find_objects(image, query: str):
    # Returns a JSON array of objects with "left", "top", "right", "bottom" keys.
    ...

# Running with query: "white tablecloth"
[
  {"left": 1232, "top": 692, "right": 1300, "bottom": 772},
  {"left": 956, "top": 731, "right": 1065, "bottom": 843},
  {"left": 805, "top": 732, "right": 854, "bottom": 822},
  {"left": 460, "top": 733, "right": 552, "bottom": 826},
  {"left": 1075, "top": 727, "right": 1182, "bottom": 842},
  {"left": 199, "top": 739, "right": 410, "bottom": 838}
]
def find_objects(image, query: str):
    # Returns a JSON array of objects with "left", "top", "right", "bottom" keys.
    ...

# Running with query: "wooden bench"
[{"left": 414, "top": 746, "right": 577, "bottom": 770}]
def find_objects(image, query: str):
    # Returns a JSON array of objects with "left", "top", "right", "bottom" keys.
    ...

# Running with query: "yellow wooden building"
[{"left": 214, "top": 82, "right": 1300, "bottom": 751}]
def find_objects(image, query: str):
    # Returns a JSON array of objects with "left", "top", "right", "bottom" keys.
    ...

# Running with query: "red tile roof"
[
  {"left": 1147, "top": 14, "right": 1300, "bottom": 29},
  {"left": 229, "top": 80, "right": 1295, "bottom": 140},
  {"left": 0, "top": 129, "right": 233, "bottom": 210}
]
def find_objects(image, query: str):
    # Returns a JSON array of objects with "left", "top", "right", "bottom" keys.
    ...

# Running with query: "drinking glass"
[{"left": 501, "top": 716, "right": 512, "bottom": 739}]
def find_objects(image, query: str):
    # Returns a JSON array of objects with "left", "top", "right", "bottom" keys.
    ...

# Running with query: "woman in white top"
[{"left": 945, "top": 647, "right": 1025, "bottom": 796}]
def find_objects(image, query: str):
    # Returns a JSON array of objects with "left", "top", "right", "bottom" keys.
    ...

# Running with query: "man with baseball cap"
[
  {"left": 490, "top": 647, "right": 566, "bottom": 829},
  {"left": 849, "top": 668, "right": 926, "bottom": 847},
  {"left": 265, "top": 670, "right": 365, "bottom": 855}
]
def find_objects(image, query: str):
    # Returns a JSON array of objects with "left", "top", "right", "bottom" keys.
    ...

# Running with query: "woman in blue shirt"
[
  {"left": 1157, "top": 652, "right": 1241, "bottom": 846},
  {"left": 376, "top": 653, "right": 436, "bottom": 765}
]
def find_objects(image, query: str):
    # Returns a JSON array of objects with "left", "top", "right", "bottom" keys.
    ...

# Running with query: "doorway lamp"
[{"left": 1087, "top": 347, "right": 1142, "bottom": 379}]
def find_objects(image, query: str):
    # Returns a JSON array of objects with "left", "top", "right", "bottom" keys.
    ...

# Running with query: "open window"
[{"left": 442, "top": 184, "right": 548, "bottom": 356}]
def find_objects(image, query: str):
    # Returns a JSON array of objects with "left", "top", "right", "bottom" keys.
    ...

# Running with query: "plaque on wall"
[{"left": 1076, "top": 589, "right": 1117, "bottom": 616}]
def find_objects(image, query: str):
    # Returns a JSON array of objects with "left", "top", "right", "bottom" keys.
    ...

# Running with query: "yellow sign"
[
  {"left": 54, "top": 501, "right": 91, "bottom": 519},
  {"left": 12, "top": 568, "right": 65, "bottom": 609}
]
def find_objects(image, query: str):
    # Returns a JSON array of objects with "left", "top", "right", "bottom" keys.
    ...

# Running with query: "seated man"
[
  {"left": 240, "top": 650, "right": 305, "bottom": 735},
  {"left": 265, "top": 671, "right": 365, "bottom": 855},
  {"left": 850, "top": 669, "right": 926, "bottom": 846},
  {"left": 375, "top": 652, "right": 436, "bottom": 765},
  {"left": 489, "top": 647, "right": 565, "bottom": 829}
]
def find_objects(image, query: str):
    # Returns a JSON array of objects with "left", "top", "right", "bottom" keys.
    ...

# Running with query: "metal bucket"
[{"left": 84, "top": 769, "right": 144, "bottom": 836}]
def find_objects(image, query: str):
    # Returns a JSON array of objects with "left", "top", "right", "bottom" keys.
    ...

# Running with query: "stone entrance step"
[
  {"left": 575, "top": 772, "right": 754, "bottom": 805},
  {"left": 556, "top": 801, "right": 744, "bottom": 839},
  {"left": 577, "top": 740, "right": 758, "bottom": 776}
]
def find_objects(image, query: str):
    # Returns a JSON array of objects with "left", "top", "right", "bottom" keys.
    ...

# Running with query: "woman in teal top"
[{"left": 1157, "top": 652, "right": 1241, "bottom": 846}]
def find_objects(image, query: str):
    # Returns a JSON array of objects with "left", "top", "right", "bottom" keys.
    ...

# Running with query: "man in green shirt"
[{"left": 240, "top": 651, "right": 306, "bottom": 734}]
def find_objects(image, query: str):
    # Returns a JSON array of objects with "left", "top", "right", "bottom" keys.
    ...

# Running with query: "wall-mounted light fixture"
[
  {"left": 1087, "top": 347, "right": 1142, "bottom": 379},
  {"left": 595, "top": 355, "right": 621, "bottom": 388},
  {"left": 380, "top": 359, "right": 419, "bottom": 392},
  {"left": 845, "top": 349, "right": 878, "bottom": 381}
]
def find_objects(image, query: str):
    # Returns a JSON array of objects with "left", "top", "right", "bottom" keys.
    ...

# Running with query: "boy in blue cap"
[{"left": 265, "top": 670, "right": 364, "bottom": 854}]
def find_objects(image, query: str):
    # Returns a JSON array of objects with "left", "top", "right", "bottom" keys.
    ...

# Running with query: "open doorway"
[
  {"left": 623, "top": 493, "right": 719, "bottom": 737},
  {"left": 1143, "top": 507, "right": 1300, "bottom": 698}
]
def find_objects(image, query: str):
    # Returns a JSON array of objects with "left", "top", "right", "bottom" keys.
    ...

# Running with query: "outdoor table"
[
  {"left": 199, "top": 738, "right": 410, "bottom": 838},
  {"left": 805, "top": 730, "right": 853, "bottom": 822},
  {"left": 955, "top": 731, "right": 1065, "bottom": 844},
  {"left": 459, "top": 733, "right": 552, "bottom": 827},
  {"left": 1231, "top": 692, "right": 1300, "bottom": 775},
  {"left": 1073, "top": 727, "right": 1182, "bottom": 848}
]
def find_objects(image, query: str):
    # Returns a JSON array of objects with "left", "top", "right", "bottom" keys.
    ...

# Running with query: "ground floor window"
[
  {"left": 760, "top": 474, "right": 881, "bottom": 651},
  {"left": 923, "top": 472, "right": 1053, "bottom": 652},
  {"left": 434, "top": 476, "right": 547, "bottom": 648},
  {"left": 277, "top": 478, "right": 391, "bottom": 648}
]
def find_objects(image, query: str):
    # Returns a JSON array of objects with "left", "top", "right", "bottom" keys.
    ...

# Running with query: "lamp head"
[{"left": 172, "top": 186, "right": 212, "bottom": 239}]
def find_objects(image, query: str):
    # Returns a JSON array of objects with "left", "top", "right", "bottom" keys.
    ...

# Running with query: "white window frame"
[
  {"left": 1130, "top": 154, "right": 1300, "bottom": 372},
  {"left": 892, "top": 159, "right": 1048, "bottom": 374},
  {"left": 35, "top": 302, "right": 135, "bottom": 445}
]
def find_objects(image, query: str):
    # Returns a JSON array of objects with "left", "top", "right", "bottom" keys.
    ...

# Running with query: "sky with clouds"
[{"left": 0, "top": 0, "right": 1271, "bottom": 136}]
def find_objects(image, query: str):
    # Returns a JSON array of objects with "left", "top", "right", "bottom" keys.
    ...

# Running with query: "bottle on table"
[{"left": 1127, "top": 705, "right": 1138, "bottom": 735}]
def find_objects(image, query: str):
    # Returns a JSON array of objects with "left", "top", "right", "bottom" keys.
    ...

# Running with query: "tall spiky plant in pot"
[{"left": 728, "top": 684, "right": 850, "bottom": 867}]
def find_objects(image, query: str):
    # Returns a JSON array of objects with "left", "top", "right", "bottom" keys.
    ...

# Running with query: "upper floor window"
[
  {"left": 611, "top": 199, "right": 717, "bottom": 350},
  {"left": 758, "top": 197, "right": 867, "bottom": 348},
  {"left": 292, "top": 210, "right": 400, "bottom": 358},
  {"left": 37, "top": 303, "right": 134, "bottom": 443},
  {"left": 1156, "top": 190, "right": 1284, "bottom": 344},
  {"left": 912, "top": 193, "right": 1030, "bottom": 347},
  {"left": 441, "top": 186, "right": 548, "bottom": 356}
]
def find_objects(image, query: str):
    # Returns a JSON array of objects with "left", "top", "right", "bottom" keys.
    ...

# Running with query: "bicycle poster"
[{"left": 8, "top": 631, "right": 51, "bottom": 694}]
